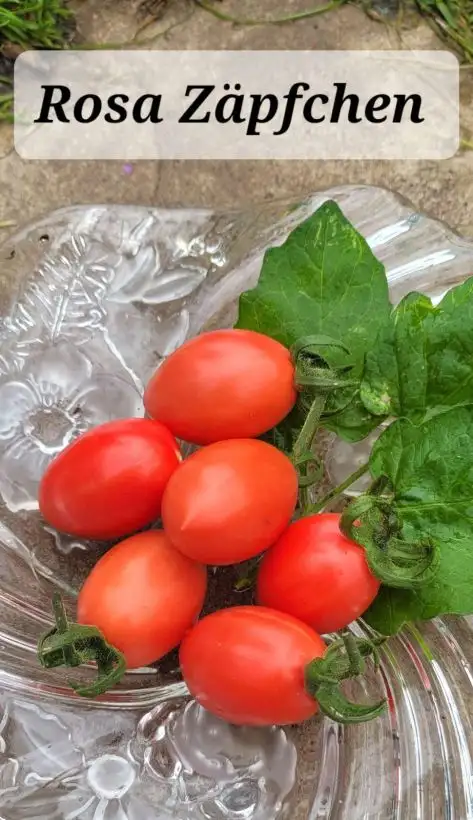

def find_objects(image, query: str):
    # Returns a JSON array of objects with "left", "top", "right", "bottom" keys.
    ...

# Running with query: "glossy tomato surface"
[
  {"left": 257, "top": 513, "right": 380, "bottom": 634},
  {"left": 77, "top": 531, "right": 207, "bottom": 668},
  {"left": 39, "top": 419, "right": 181, "bottom": 540},
  {"left": 143, "top": 329, "right": 296, "bottom": 445},
  {"left": 162, "top": 438, "right": 298, "bottom": 565},
  {"left": 180, "top": 606, "right": 326, "bottom": 725}
]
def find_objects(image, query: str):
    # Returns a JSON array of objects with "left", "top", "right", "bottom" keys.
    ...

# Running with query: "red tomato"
[
  {"left": 143, "top": 329, "right": 296, "bottom": 445},
  {"left": 162, "top": 438, "right": 298, "bottom": 565},
  {"left": 39, "top": 419, "right": 181, "bottom": 540},
  {"left": 77, "top": 531, "right": 207, "bottom": 669},
  {"left": 180, "top": 606, "right": 326, "bottom": 725},
  {"left": 257, "top": 513, "right": 380, "bottom": 634}
]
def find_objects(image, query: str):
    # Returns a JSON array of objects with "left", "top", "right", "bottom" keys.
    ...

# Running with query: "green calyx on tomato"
[
  {"left": 340, "top": 477, "right": 439, "bottom": 591},
  {"left": 38, "top": 593, "right": 127, "bottom": 698},
  {"left": 304, "top": 632, "right": 387, "bottom": 724}
]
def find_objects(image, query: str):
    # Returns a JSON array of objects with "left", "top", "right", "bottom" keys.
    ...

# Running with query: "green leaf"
[
  {"left": 236, "top": 200, "right": 390, "bottom": 358},
  {"left": 364, "top": 586, "right": 419, "bottom": 635},
  {"left": 362, "top": 279, "right": 473, "bottom": 421},
  {"left": 363, "top": 406, "right": 473, "bottom": 634},
  {"left": 323, "top": 387, "right": 382, "bottom": 442},
  {"left": 236, "top": 200, "right": 391, "bottom": 441}
]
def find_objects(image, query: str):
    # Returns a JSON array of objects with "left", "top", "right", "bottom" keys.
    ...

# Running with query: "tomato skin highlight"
[
  {"left": 38, "top": 419, "right": 181, "bottom": 540},
  {"left": 180, "top": 606, "right": 326, "bottom": 725},
  {"left": 77, "top": 531, "right": 207, "bottom": 669},
  {"left": 143, "top": 329, "right": 297, "bottom": 445},
  {"left": 257, "top": 513, "right": 380, "bottom": 634},
  {"left": 162, "top": 438, "right": 299, "bottom": 565}
]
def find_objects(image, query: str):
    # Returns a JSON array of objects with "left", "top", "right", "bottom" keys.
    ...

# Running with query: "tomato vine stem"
[
  {"left": 292, "top": 394, "right": 326, "bottom": 508},
  {"left": 293, "top": 394, "right": 326, "bottom": 460},
  {"left": 307, "top": 462, "right": 370, "bottom": 514},
  {"left": 291, "top": 335, "right": 358, "bottom": 510}
]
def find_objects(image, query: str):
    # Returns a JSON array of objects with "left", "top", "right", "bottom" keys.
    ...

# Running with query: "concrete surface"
[{"left": 0, "top": 0, "right": 472, "bottom": 236}]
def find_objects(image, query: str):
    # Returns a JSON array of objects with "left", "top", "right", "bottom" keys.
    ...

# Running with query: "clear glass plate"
[{"left": 0, "top": 185, "right": 472, "bottom": 819}]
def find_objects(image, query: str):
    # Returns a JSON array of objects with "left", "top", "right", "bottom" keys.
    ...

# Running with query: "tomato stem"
[
  {"left": 340, "top": 485, "right": 439, "bottom": 589},
  {"left": 305, "top": 632, "right": 387, "bottom": 724},
  {"left": 50, "top": 592, "right": 82, "bottom": 668},
  {"left": 293, "top": 394, "right": 326, "bottom": 460},
  {"left": 295, "top": 452, "right": 324, "bottom": 488},
  {"left": 306, "top": 462, "right": 370, "bottom": 514},
  {"left": 52, "top": 592, "right": 68, "bottom": 632},
  {"left": 291, "top": 335, "right": 361, "bottom": 511},
  {"left": 234, "top": 556, "right": 263, "bottom": 591},
  {"left": 292, "top": 394, "right": 326, "bottom": 509},
  {"left": 38, "top": 594, "right": 127, "bottom": 698}
]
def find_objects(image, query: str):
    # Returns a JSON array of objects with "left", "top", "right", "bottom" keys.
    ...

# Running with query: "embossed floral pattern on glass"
[
  {"left": 0, "top": 187, "right": 473, "bottom": 819},
  {"left": 0, "top": 697, "right": 296, "bottom": 819}
]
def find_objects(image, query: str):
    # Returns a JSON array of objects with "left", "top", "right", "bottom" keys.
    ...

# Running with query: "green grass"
[
  {"left": 0, "top": 0, "right": 74, "bottom": 121},
  {"left": 414, "top": 0, "right": 472, "bottom": 63},
  {"left": 0, "top": 0, "right": 73, "bottom": 50},
  {"left": 0, "top": 75, "right": 12, "bottom": 123}
]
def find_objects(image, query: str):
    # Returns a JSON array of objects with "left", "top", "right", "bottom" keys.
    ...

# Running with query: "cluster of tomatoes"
[{"left": 38, "top": 329, "right": 381, "bottom": 726}]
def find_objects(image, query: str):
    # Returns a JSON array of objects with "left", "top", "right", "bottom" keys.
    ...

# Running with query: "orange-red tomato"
[
  {"left": 39, "top": 419, "right": 181, "bottom": 540},
  {"left": 77, "top": 531, "right": 207, "bottom": 669},
  {"left": 143, "top": 329, "right": 296, "bottom": 445},
  {"left": 257, "top": 513, "right": 380, "bottom": 634},
  {"left": 180, "top": 606, "right": 327, "bottom": 726},
  {"left": 161, "top": 438, "right": 299, "bottom": 565}
]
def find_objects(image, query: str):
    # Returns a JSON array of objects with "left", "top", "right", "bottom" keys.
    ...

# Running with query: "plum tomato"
[
  {"left": 161, "top": 438, "right": 299, "bottom": 565},
  {"left": 143, "top": 329, "right": 297, "bottom": 445},
  {"left": 179, "top": 606, "right": 327, "bottom": 725},
  {"left": 77, "top": 530, "right": 207, "bottom": 669},
  {"left": 39, "top": 419, "right": 181, "bottom": 540},
  {"left": 256, "top": 513, "right": 380, "bottom": 634}
]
